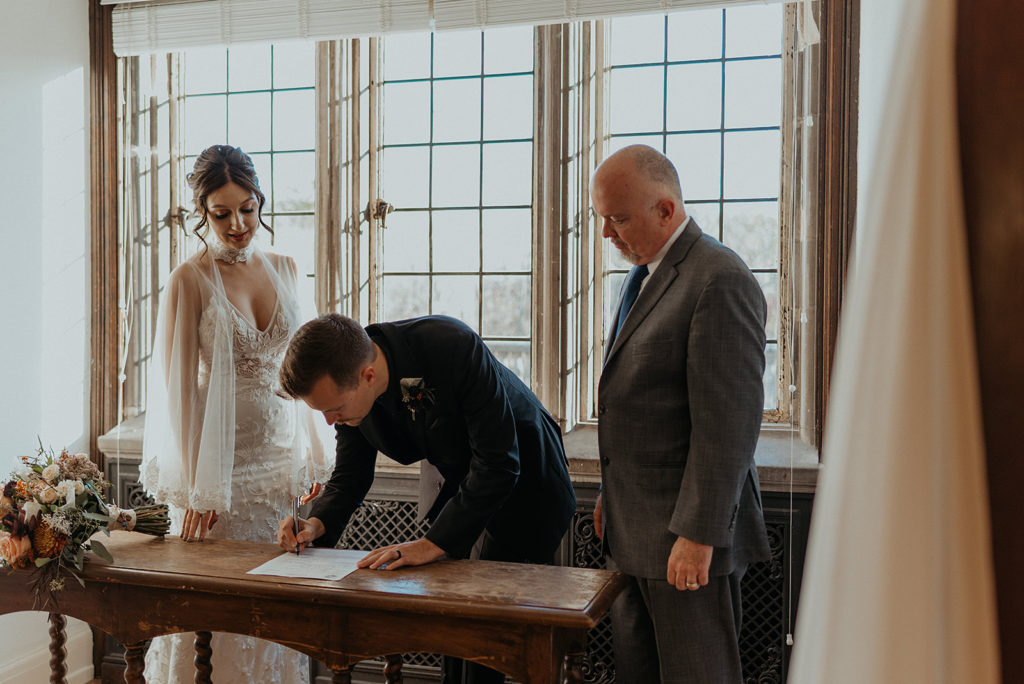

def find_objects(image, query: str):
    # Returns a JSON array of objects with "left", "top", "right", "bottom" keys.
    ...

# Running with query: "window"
[{"left": 113, "top": 0, "right": 847, "bottom": 446}]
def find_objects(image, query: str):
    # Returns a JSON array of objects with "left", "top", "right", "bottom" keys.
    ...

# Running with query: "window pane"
[
  {"left": 273, "top": 42, "right": 315, "bottom": 89},
  {"left": 383, "top": 81, "right": 431, "bottom": 145},
  {"left": 185, "top": 47, "right": 226, "bottom": 93},
  {"left": 184, "top": 95, "right": 227, "bottom": 156},
  {"left": 610, "top": 14, "right": 665, "bottom": 65},
  {"left": 603, "top": 271, "right": 627, "bottom": 337},
  {"left": 382, "top": 275, "right": 429, "bottom": 320},
  {"left": 666, "top": 133, "right": 721, "bottom": 201},
  {"left": 228, "top": 43, "right": 272, "bottom": 92},
  {"left": 382, "top": 145, "right": 431, "bottom": 208},
  {"left": 666, "top": 63, "right": 721, "bottom": 131},
  {"left": 432, "top": 144, "right": 481, "bottom": 207},
  {"left": 726, "top": 4, "right": 782, "bottom": 58},
  {"left": 249, "top": 153, "right": 273, "bottom": 205},
  {"left": 488, "top": 340, "right": 530, "bottom": 386},
  {"left": 608, "top": 134, "right": 663, "bottom": 156},
  {"left": 273, "top": 89, "right": 315, "bottom": 150},
  {"left": 482, "top": 208, "right": 531, "bottom": 271},
  {"left": 383, "top": 33, "right": 431, "bottom": 81},
  {"left": 228, "top": 92, "right": 271, "bottom": 152},
  {"left": 610, "top": 66, "right": 664, "bottom": 133},
  {"left": 431, "top": 275, "right": 479, "bottom": 328},
  {"left": 434, "top": 30, "right": 481, "bottom": 78},
  {"left": 722, "top": 202, "right": 779, "bottom": 270},
  {"left": 764, "top": 342, "right": 778, "bottom": 410},
  {"left": 725, "top": 59, "right": 781, "bottom": 129},
  {"left": 756, "top": 271, "right": 779, "bottom": 340},
  {"left": 482, "top": 142, "right": 532, "bottom": 207},
  {"left": 483, "top": 26, "right": 534, "bottom": 74},
  {"left": 482, "top": 275, "right": 530, "bottom": 337},
  {"left": 271, "top": 151, "right": 315, "bottom": 213},
  {"left": 432, "top": 209, "right": 480, "bottom": 272},
  {"left": 434, "top": 78, "right": 482, "bottom": 142},
  {"left": 686, "top": 203, "right": 721, "bottom": 239},
  {"left": 667, "top": 9, "right": 723, "bottom": 61},
  {"left": 269, "top": 213, "right": 316, "bottom": 310},
  {"left": 723, "top": 130, "right": 780, "bottom": 199},
  {"left": 483, "top": 75, "right": 533, "bottom": 140},
  {"left": 382, "top": 211, "right": 430, "bottom": 273}
]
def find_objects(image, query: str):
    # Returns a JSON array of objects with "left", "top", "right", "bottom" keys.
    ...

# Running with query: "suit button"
[{"left": 598, "top": 404, "right": 606, "bottom": 416}]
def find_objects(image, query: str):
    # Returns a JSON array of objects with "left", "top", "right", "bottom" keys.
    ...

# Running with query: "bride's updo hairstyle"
[{"left": 187, "top": 144, "right": 273, "bottom": 248}]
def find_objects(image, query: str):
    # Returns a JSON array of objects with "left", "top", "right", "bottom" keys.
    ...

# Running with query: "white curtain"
[
  {"left": 105, "top": 0, "right": 772, "bottom": 55},
  {"left": 788, "top": 0, "right": 1001, "bottom": 681}
]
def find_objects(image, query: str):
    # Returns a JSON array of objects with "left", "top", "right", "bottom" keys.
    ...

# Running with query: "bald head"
[
  {"left": 594, "top": 145, "right": 684, "bottom": 205},
  {"left": 591, "top": 145, "right": 687, "bottom": 265}
]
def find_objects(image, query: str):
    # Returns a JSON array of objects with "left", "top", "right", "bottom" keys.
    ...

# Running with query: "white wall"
[{"left": 0, "top": 1, "right": 93, "bottom": 682}]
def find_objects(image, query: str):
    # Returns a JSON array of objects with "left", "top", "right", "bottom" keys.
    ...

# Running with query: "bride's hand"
[
  {"left": 182, "top": 508, "right": 217, "bottom": 542},
  {"left": 299, "top": 482, "right": 323, "bottom": 505}
]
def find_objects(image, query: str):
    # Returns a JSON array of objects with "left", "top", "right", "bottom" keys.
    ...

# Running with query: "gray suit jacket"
[{"left": 598, "top": 219, "right": 771, "bottom": 579}]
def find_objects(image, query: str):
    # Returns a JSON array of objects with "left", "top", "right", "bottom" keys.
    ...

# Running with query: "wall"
[{"left": 0, "top": 1, "right": 93, "bottom": 681}]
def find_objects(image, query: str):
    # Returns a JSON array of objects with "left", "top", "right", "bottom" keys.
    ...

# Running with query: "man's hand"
[
  {"left": 357, "top": 538, "right": 446, "bottom": 571},
  {"left": 667, "top": 535, "right": 713, "bottom": 591},
  {"left": 181, "top": 508, "right": 218, "bottom": 542},
  {"left": 594, "top": 492, "right": 604, "bottom": 540},
  {"left": 277, "top": 515, "right": 326, "bottom": 553}
]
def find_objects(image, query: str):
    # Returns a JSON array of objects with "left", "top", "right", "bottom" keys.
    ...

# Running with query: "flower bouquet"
[{"left": 0, "top": 443, "right": 170, "bottom": 606}]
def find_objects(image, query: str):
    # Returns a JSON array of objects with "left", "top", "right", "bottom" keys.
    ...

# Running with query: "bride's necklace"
[{"left": 209, "top": 237, "right": 256, "bottom": 264}]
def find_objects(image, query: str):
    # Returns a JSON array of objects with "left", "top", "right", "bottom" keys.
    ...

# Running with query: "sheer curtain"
[{"left": 788, "top": 0, "right": 1000, "bottom": 681}]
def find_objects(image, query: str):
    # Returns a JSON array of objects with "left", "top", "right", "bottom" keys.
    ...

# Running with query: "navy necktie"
[{"left": 613, "top": 264, "right": 648, "bottom": 341}]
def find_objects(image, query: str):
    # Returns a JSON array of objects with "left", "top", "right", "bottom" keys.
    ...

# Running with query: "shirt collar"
[{"left": 646, "top": 215, "right": 691, "bottom": 277}]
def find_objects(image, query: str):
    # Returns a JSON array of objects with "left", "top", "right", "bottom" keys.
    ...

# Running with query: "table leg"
[
  {"left": 48, "top": 613, "right": 67, "bottom": 684},
  {"left": 383, "top": 653, "right": 404, "bottom": 683},
  {"left": 193, "top": 630, "right": 213, "bottom": 683},
  {"left": 123, "top": 642, "right": 147, "bottom": 684},
  {"left": 331, "top": 665, "right": 353, "bottom": 683},
  {"left": 563, "top": 652, "right": 585, "bottom": 684}
]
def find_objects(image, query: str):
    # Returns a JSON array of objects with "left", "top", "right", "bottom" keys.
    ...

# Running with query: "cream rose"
[
  {"left": 0, "top": 533, "right": 33, "bottom": 568},
  {"left": 56, "top": 480, "right": 77, "bottom": 504},
  {"left": 42, "top": 464, "right": 61, "bottom": 483},
  {"left": 39, "top": 487, "right": 59, "bottom": 504}
]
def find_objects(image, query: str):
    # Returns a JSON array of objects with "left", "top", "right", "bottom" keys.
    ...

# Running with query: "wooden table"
[{"left": 0, "top": 531, "right": 625, "bottom": 683}]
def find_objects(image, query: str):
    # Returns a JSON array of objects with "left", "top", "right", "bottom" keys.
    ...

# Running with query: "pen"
[{"left": 293, "top": 495, "right": 301, "bottom": 555}]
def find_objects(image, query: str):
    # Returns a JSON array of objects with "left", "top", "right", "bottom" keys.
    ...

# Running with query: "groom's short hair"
[{"left": 279, "top": 313, "right": 374, "bottom": 397}]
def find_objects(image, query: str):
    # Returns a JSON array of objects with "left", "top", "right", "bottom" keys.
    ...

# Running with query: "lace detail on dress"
[{"left": 209, "top": 237, "right": 256, "bottom": 263}]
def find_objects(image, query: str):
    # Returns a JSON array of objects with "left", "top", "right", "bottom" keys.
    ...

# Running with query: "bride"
[{"left": 140, "top": 145, "right": 331, "bottom": 683}]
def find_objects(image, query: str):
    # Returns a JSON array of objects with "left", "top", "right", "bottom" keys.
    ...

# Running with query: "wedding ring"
[
  {"left": 686, "top": 581, "right": 700, "bottom": 590},
  {"left": 395, "top": 549, "right": 402, "bottom": 559}
]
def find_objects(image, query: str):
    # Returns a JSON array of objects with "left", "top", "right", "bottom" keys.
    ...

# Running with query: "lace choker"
[{"left": 209, "top": 238, "right": 256, "bottom": 264}]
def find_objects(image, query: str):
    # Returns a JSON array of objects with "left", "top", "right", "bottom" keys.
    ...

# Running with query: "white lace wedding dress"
[{"left": 141, "top": 246, "right": 331, "bottom": 684}]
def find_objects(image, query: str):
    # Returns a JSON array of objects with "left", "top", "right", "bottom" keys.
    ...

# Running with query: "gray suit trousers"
[{"left": 608, "top": 556, "right": 746, "bottom": 684}]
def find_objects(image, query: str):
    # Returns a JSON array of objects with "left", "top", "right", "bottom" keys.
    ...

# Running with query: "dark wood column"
[{"left": 956, "top": 2, "right": 1024, "bottom": 680}]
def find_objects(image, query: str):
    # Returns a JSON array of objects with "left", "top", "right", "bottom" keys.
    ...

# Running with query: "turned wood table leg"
[
  {"left": 48, "top": 613, "right": 67, "bottom": 684},
  {"left": 193, "top": 630, "right": 213, "bottom": 683},
  {"left": 563, "top": 652, "right": 585, "bottom": 684},
  {"left": 123, "top": 642, "right": 147, "bottom": 684},
  {"left": 331, "top": 665, "right": 353, "bottom": 683},
  {"left": 383, "top": 653, "right": 404, "bottom": 683}
]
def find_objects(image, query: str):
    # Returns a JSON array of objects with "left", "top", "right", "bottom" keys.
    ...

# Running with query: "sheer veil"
[{"left": 140, "top": 247, "right": 332, "bottom": 514}]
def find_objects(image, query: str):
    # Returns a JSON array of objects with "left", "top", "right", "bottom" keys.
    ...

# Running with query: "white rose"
[
  {"left": 39, "top": 487, "right": 59, "bottom": 504},
  {"left": 56, "top": 480, "right": 78, "bottom": 505},
  {"left": 42, "top": 464, "right": 61, "bottom": 483},
  {"left": 74, "top": 480, "right": 84, "bottom": 495},
  {"left": 22, "top": 500, "right": 42, "bottom": 522},
  {"left": 14, "top": 463, "right": 32, "bottom": 479}
]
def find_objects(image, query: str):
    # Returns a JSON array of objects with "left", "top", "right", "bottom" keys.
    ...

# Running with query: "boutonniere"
[{"left": 399, "top": 378, "right": 436, "bottom": 421}]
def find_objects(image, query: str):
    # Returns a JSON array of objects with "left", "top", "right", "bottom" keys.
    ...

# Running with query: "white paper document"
[{"left": 247, "top": 547, "right": 369, "bottom": 581}]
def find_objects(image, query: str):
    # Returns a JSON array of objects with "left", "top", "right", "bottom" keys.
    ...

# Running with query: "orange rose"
[{"left": 0, "top": 533, "right": 35, "bottom": 569}]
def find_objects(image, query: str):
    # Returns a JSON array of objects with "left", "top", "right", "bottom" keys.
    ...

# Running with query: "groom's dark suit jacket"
[{"left": 309, "top": 316, "right": 576, "bottom": 560}]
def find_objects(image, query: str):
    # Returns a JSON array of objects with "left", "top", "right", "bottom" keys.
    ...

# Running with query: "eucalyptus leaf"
[
  {"left": 90, "top": 539, "right": 114, "bottom": 563},
  {"left": 35, "top": 556, "right": 53, "bottom": 567}
]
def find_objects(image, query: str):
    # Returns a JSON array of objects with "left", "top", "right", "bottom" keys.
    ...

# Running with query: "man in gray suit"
[{"left": 593, "top": 145, "right": 771, "bottom": 683}]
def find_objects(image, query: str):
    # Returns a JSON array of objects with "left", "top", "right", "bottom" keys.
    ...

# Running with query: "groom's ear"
[{"left": 360, "top": 365, "right": 376, "bottom": 386}]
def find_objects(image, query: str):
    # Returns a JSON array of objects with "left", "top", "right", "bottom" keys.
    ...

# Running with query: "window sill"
[{"left": 99, "top": 415, "right": 819, "bottom": 494}]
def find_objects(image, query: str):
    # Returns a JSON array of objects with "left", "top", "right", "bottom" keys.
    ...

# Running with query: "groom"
[{"left": 275, "top": 313, "right": 576, "bottom": 683}]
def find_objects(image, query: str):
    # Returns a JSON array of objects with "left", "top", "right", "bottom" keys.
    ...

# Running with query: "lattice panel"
[{"left": 568, "top": 510, "right": 791, "bottom": 684}]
